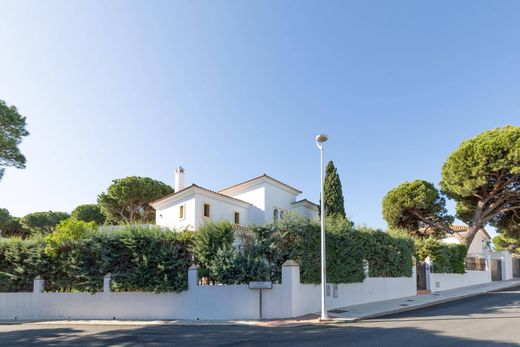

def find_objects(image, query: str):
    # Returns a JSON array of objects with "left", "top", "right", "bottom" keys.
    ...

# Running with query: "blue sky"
[{"left": 0, "top": 1, "right": 519, "bottom": 231}]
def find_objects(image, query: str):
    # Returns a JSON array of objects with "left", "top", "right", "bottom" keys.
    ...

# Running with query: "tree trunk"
[{"left": 462, "top": 225, "right": 480, "bottom": 248}]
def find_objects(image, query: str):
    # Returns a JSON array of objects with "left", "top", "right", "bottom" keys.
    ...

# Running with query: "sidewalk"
[{"left": 326, "top": 278, "right": 520, "bottom": 322}]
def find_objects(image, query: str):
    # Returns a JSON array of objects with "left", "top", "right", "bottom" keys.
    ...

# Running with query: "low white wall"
[
  {"left": 0, "top": 261, "right": 416, "bottom": 321},
  {"left": 294, "top": 276, "right": 417, "bottom": 317},
  {"left": 429, "top": 270, "right": 491, "bottom": 292}
]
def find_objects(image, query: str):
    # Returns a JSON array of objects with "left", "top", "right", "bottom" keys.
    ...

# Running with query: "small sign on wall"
[{"left": 248, "top": 281, "right": 273, "bottom": 289}]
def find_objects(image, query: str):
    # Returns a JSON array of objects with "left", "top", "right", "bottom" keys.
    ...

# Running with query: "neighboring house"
[
  {"left": 150, "top": 167, "right": 319, "bottom": 231},
  {"left": 441, "top": 225, "right": 492, "bottom": 256}
]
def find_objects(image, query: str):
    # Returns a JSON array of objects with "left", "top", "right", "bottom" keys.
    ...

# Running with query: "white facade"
[
  {"left": 151, "top": 172, "right": 319, "bottom": 231},
  {"left": 441, "top": 227, "right": 492, "bottom": 255}
]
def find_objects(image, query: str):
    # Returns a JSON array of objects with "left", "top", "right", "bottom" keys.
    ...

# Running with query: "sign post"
[{"left": 248, "top": 281, "right": 273, "bottom": 319}]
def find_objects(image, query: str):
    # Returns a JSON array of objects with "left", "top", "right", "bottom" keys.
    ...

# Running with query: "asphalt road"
[{"left": 2, "top": 285, "right": 520, "bottom": 346}]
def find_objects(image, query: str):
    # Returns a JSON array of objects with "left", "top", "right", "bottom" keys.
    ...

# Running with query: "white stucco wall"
[
  {"left": 192, "top": 194, "right": 250, "bottom": 229},
  {"left": 227, "top": 184, "right": 266, "bottom": 225},
  {"left": 155, "top": 196, "right": 196, "bottom": 230},
  {"left": 264, "top": 184, "right": 298, "bottom": 223},
  {"left": 429, "top": 270, "right": 492, "bottom": 292},
  {"left": 292, "top": 205, "right": 319, "bottom": 220},
  {"left": 0, "top": 263, "right": 416, "bottom": 321},
  {"left": 442, "top": 230, "right": 489, "bottom": 255}
]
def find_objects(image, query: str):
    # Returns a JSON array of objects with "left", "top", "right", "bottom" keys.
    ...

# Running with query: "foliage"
[
  {"left": 414, "top": 237, "right": 467, "bottom": 274},
  {"left": 0, "top": 99, "right": 29, "bottom": 181},
  {"left": 440, "top": 125, "right": 520, "bottom": 246},
  {"left": 98, "top": 176, "right": 173, "bottom": 224},
  {"left": 323, "top": 161, "right": 348, "bottom": 221},
  {"left": 102, "top": 225, "right": 193, "bottom": 293},
  {"left": 0, "top": 236, "right": 48, "bottom": 292},
  {"left": 383, "top": 126, "right": 520, "bottom": 247},
  {"left": 207, "top": 244, "right": 270, "bottom": 284},
  {"left": 230, "top": 216, "right": 414, "bottom": 284},
  {"left": 71, "top": 204, "right": 106, "bottom": 225},
  {"left": 21, "top": 211, "right": 70, "bottom": 235},
  {"left": 356, "top": 226, "right": 415, "bottom": 278},
  {"left": 0, "top": 208, "right": 30, "bottom": 238},
  {"left": 493, "top": 233, "right": 520, "bottom": 255},
  {"left": 44, "top": 218, "right": 98, "bottom": 257},
  {"left": 382, "top": 180, "right": 452, "bottom": 238},
  {"left": 192, "top": 221, "right": 235, "bottom": 282},
  {"left": 0, "top": 225, "right": 193, "bottom": 293}
]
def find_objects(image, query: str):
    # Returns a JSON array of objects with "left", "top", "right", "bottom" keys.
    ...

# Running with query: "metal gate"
[
  {"left": 491, "top": 259, "right": 502, "bottom": 281},
  {"left": 513, "top": 258, "right": 520, "bottom": 278},
  {"left": 417, "top": 262, "right": 427, "bottom": 290}
]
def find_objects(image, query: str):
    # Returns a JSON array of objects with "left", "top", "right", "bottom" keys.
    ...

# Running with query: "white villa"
[
  {"left": 442, "top": 225, "right": 492, "bottom": 256},
  {"left": 150, "top": 167, "right": 319, "bottom": 230}
]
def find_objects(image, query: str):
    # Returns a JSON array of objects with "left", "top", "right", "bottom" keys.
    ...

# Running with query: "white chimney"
[{"left": 175, "top": 166, "right": 185, "bottom": 192}]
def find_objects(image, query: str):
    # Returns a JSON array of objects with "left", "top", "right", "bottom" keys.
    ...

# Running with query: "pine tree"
[{"left": 323, "top": 161, "right": 347, "bottom": 219}]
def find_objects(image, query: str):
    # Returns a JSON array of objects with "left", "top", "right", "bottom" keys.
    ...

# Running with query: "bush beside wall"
[
  {"left": 0, "top": 236, "right": 49, "bottom": 292},
  {"left": 0, "top": 217, "right": 415, "bottom": 292},
  {"left": 415, "top": 237, "right": 467, "bottom": 274}
]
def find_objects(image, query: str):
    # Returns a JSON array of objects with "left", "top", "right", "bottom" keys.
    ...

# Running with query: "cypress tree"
[{"left": 323, "top": 161, "right": 346, "bottom": 219}]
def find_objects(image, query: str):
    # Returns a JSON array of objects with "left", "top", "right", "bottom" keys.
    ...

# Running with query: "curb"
[{"left": 329, "top": 281, "right": 520, "bottom": 323}]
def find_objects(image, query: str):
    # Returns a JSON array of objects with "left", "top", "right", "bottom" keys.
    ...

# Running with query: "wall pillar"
[
  {"left": 424, "top": 257, "right": 432, "bottom": 290},
  {"left": 282, "top": 260, "right": 300, "bottom": 317},
  {"left": 103, "top": 274, "right": 112, "bottom": 293},
  {"left": 363, "top": 259, "right": 369, "bottom": 279},
  {"left": 33, "top": 275, "right": 44, "bottom": 293},
  {"left": 188, "top": 265, "right": 199, "bottom": 289}
]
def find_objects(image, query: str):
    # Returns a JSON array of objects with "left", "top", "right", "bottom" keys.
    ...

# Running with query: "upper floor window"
[
  {"left": 274, "top": 209, "right": 279, "bottom": 221},
  {"left": 234, "top": 212, "right": 240, "bottom": 225},
  {"left": 203, "top": 203, "right": 211, "bottom": 218},
  {"left": 179, "top": 205, "right": 185, "bottom": 219}
]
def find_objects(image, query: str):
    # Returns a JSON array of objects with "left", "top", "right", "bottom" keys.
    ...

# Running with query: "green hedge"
[
  {"left": 243, "top": 216, "right": 414, "bottom": 284},
  {"left": 415, "top": 237, "right": 467, "bottom": 274},
  {"left": 0, "top": 225, "right": 193, "bottom": 293},
  {"left": 1, "top": 218, "right": 415, "bottom": 292},
  {"left": 0, "top": 236, "right": 49, "bottom": 292}
]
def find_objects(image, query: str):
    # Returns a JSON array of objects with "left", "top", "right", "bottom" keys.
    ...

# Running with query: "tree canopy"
[
  {"left": 382, "top": 126, "right": 520, "bottom": 246},
  {"left": 382, "top": 180, "right": 453, "bottom": 239},
  {"left": 0, "top": 99, "right": 29, "bottom": 181},
  {"left": 97, "top": 176, "right": 173, "bottom": 224},
  {"left": 21, "top": 211, "right": 70, "bottom": 235},
  {"left": 323, "top": 161, "right": 347, "bottom": 219},
  {"left": 71, "top": 204, "right": 106, "bottom": 225}
]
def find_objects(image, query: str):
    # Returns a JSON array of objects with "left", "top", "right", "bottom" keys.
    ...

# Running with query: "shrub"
[
  {"left": 0, "top": 225, "right": 194, "bottom": 293},
  {"left": 0, "top": 236, "right": 49, "bottom": 292},
  {"left": 415, "top": 237, "right": 467, "bottom": 273},
  {"left": 193, "top": 221, "right": 235, "bottom": 282},
  {"left": 44, "top": 218, "right": 98, "bottom": 257},
  {"left": 102, "top": 225, "right": 194, "bottom": 293}
]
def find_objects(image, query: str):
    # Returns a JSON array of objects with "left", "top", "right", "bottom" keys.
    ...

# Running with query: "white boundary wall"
[
  {"left": 0, "top": 261, "right": 416, "bottom": 321},
  {"left": 429, "top": 270, "right": 491, "bottom": 292}
]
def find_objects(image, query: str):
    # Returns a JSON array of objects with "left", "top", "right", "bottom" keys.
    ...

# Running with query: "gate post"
[{"left": 424, "top": 257, "right": 432, "bottom": 290}]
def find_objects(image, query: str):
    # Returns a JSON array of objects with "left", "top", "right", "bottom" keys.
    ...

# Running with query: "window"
[
  {"left": 274, "top": 209, "right": 279, "bottom": 221},
  {"left": 234, "top": 212, "right": 240, "bottom": 225},
  {"left": 179, "top": 205, "right": 185, "bottom": 219},
  {"left": 280, "top": 210, "right": 285, "bottom": 219},
  {"left": 203, "top": 203, "right": 211, "bottom": 218}
]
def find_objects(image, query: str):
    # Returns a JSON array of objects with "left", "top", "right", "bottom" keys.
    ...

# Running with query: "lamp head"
[{"left": 316, "top": 134, "right": 328, "bottom": 143}]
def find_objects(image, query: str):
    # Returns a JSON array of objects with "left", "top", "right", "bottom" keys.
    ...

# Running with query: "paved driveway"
[{"left": 2, "top": 285, "right": 520, "bottom": 346}]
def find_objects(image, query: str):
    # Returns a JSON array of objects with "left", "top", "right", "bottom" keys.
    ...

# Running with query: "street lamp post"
[{"left": 316, "top": 134, "right": 328, "bottom": 321}]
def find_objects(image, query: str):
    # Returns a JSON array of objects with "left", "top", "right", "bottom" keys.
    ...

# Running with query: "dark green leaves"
[
  {"left": 382, "top": 180, "right": 453, "bottom": 236},
  {"left": 0, "top": 99, "right": 29, "bottom": 180},
  {"left": 98, "top": 176, "right": 173, "bottom": 224}
]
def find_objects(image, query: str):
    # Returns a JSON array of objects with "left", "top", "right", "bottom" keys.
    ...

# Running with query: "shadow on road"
[{"left": 0, "top": 324, "right": 517, "bottom": 346}]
